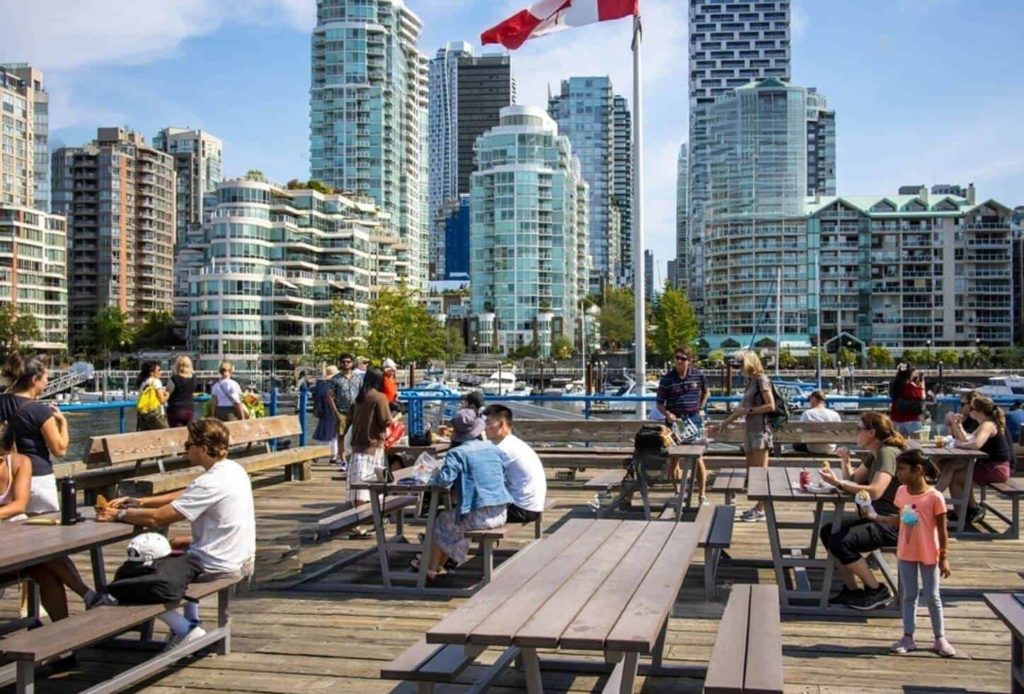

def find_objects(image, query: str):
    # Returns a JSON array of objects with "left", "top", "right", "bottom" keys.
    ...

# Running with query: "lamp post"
[
  {"left": 976, "top": 337, "right": 983, "bottom": 368},
  {"left": 925, "top": 339, "right": 933, "bottom": 368}
]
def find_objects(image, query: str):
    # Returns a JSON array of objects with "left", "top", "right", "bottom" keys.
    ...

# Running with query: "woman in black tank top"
[
  {"left": 944, "top": 395, "right": 1011, "bottom": 522},
  {"left": 166, "top": 356, "right": 198, "bottom": 428}
]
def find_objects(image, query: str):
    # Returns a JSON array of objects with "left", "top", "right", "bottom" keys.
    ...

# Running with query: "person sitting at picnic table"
[
  {"left": 100, "top": 418, "right": 256, "bottom": 651},
  {"left": 416, "top": 409, "right": 512, "bottom": 582},
  {"left": 792, "top": 390, "right": 842, "bottom": 454},
  {"left": 939, "top": 394, "right": 1011, "bottom": 524},
  {"left": 482, "top": 404, "right": 547, "bottom": 525},
  {"left": 656, "top": 345, "right": 710, "bottom": 505},
  {"left": 709, "top": 350, "right": 775, "bottom": 522},
  {"left": 0, "top": 353, "right": 115, "bottom": 619},
  {"left": 817, "top": 412, "right": 907, "bottom": 611}
]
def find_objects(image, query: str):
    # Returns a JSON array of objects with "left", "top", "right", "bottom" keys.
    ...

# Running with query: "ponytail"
[
  {"left": 1, "top": 351, "right": 45, "bottom": 393},
  {"left": 861, "top": 411, "right": 908, "bottom": 450},
  {"left": 971, "top": 395, "right": 1006, "bottom": 433}
]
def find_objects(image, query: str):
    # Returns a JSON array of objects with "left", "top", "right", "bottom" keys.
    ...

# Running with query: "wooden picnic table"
[
  {"left": 424, "top": 518, "right": 701, "bottom": 693},
  {"left": 746, "top": 466, "right": 867, "bottom": 616},
  {"left": 984, "top": 592, "right": 1024, "bottom": 693},
  {"left": 666, "top": 443, "right": 710, "bottom": 510},
  {"left": 0, "top": 513, "right": 134, "bottom": 636}
]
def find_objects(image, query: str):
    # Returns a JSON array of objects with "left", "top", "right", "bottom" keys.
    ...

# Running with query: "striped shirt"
[{"left": 656, "top": 367, "right": 708, "bottom": 417}]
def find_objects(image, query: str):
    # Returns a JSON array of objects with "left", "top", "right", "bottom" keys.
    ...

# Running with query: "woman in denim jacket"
[{"left": 419, "top": 409, "right": 512, "bottom": 581}]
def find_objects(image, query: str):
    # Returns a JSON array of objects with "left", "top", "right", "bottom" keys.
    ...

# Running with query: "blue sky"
[{"left": 2, "top": 0, "right": 1022, "bottom": 280}]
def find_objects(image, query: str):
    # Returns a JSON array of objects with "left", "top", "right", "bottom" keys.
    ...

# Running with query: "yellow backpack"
[{"left": 137, "top": 384, "right": 162, "bottom": 415}]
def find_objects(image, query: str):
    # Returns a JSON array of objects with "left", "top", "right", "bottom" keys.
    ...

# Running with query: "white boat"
[
  {"left": 593, "top": 378, "right": 658, "bottom": 412},
  {"left": 76, "top": 389, "right": 137, "bottom": 403},
  {"left": 481, "top": 367, "right": 517, "bottom": 395},
  {"left": 976, "top": 375, "right": 1024, "bottom": 398}
]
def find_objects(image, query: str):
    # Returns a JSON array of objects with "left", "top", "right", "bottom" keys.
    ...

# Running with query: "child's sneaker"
[
  {"left": 740, "top": 508, "right": 765, "bottom": 522},
  {"left": 933, "top": 637, "right": 956, "bottom": 658},
  {"left": 890, "top": 635, "right": 917, "bottom": 654}
]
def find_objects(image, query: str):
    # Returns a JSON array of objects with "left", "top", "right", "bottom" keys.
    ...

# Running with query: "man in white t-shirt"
[
  {"left": 796, "top": 390, "right": 842, "bottom": 454},
  {"left": 483, "top": 405, "right": 547, "bottom": 523},
  {"left": 101, "top": 418, "right": 255, "bottom": 650}
]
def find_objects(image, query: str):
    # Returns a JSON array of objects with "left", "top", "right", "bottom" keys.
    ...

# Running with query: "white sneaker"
[
  {"left": 699, "top": 496, "right": 710, "bottom": 506},
  {"left": 740, "top": 508, "right": 766, "bottom": 522},
  {"left": 163, "top": 626, "right": 208, "bottom": 653}
]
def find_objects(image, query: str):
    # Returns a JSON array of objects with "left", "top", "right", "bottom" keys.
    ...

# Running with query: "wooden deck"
[{"left": 3, "top": 460, "right": 1023, "bottom": 693}]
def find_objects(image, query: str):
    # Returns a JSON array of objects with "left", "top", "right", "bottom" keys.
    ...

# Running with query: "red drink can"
[{"left": 799, "top": 469, "right": 811, "bottom": 490}]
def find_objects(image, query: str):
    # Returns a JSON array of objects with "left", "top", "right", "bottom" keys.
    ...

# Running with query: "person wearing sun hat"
[
  {"left": 414, "top": 409, "right": 512, "bottom": 581},
  {"left": 381, "top": 358, "right": 399, "bottom": 404}
]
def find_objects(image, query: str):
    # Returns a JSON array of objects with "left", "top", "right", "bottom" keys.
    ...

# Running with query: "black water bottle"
[{"left": 60, "top": 477, "right": 78, "bottom": 526}]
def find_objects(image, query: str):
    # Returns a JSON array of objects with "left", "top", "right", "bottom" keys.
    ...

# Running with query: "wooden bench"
[
  {"left": 116, "top": 416, "right": 327, "bottom": 497},
  {"left": 980, "top": 478, "right": 1024, "bottom": 540},
  {"left": 713, "top": 420, "right": 860, "bottom": 448},
  {"left": 304, "top": 495, "right": 417, "bottom": 544},
  {"left": 704, "top": 584, "right": 783, "bottom": 694},
  {"left": 464, "top": 527, "right": 507, "bottom": 585},
  {"left": 660, "top": 504, "right": 736, "bottom": 600},
  {"left": 380, "top": 638, "right": 518, "bottom": 694},
  {"left": 983, "top": 592, "right": 1024, "bottom": 694},
  {"left": 0, "top": 577, "right": 238, "bottom": 694},
  {"left": 711, "top": 467, "right": 747, "bottom": 505}
]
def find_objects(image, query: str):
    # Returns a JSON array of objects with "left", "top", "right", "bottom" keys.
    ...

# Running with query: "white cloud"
[{"left": 0, "top": 0, "right": 316, "bottom": 71}]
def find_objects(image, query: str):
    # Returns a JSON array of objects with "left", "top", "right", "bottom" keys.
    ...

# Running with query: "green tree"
[
  {"left": 866, "top": 344, "right": 893, "bottom": 369},
  {"left": 649, "top": 284, "right": 699, "bottom": 359},
  {"left": 444, "top": 326, "right": 465, "bottom": 362},
  {"left": 706, "top": 349, "right": 726, "bottom": 367},
  {"left": 837, "top": 346, "right": 858, "bottom": 366},
  {"left": 132, "top": 311, "right": 179, "bottom": 350},
  {"left": 0, "top": 304, "right": 41, "bottom": 359},
  {"left": 552, "top": 334, "right": 574, "bottom": 360},
  {"left": 777, "top": 347, "right": 798, "bottom": 369},
  {"left": 597, "top": 287, "right": 634, "bottom": 349},
  {"left": 901, "top": 348, "right": 929, "bottom": 366},
  {"left": 312, "top": 300, "right": 364, "bottom": 362},
  {"left": 92, "top": 307, "right": 132, "bottom": 369},
  {"left": 934, "top": 348, "right": 958, "bottom": 367},
  {"left": 365, "top": 287, "right": 446, "bottom": 364}
]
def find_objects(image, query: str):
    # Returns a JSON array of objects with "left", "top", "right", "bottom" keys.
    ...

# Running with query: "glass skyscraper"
[
  {"left": 549, "top": 77, "right": 622, "bottom": 296},
  {"left": 470, "top": 106, "right": 589, "bottom": 356},
  {"left": 309, "top": 0, "right": 429, "bottom": 287}
]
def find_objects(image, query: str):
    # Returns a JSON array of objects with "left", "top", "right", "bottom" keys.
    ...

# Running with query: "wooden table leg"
[
  {"left": 958, "top": 459, "right": 978, "bottom": 535},
  {"left": 90, "top": 545, "right": 107, "bottom": 590},
  {"left": 817, "top": 500, "right": 844, "bottom": 608},
  {"left": 651, "top": 618, "right": 668, "bottom": 669},
  {"left": 520, "top": 647, "right": 545, "bottom": 694},
  {"left": 368, "top": 490, "right": 391, "bottom": 588},
  {"left": 417, "top": 490, "right": 441, "bottom": 591},
  {"left": 763, "top": 501, "right": 793, "bottom": 611},
  {"left": 1013, "top": 631, "right": 1024, "bottom": 694}
]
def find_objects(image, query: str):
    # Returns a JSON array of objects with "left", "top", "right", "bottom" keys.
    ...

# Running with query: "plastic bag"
[{"left": 409, "top": 452, "right": 442, "bottom": 484}]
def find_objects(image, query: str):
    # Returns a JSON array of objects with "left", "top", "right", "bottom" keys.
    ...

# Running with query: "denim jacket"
[{"left": 431, "top": 440, "right": 513, "bottom": 520}]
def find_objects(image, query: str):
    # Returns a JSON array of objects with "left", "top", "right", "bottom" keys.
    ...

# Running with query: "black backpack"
[
  {"left": 108, "top": 554, "right": 201, "bottom": 605},
  {"left": 630, "top": 424, "right": 672, "bottom": 476},
  {"left": 757, "top": 380, "right": 790, "bottom": 430}
]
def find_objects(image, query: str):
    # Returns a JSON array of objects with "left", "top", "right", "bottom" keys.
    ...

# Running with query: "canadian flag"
[{"left": 482, "top": 0, "right": 638, "bottom": 50}]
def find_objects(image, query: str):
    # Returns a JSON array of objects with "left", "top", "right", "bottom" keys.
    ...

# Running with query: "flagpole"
[{"left": 632, "top": 13, "right": 646, "bottom": 419}]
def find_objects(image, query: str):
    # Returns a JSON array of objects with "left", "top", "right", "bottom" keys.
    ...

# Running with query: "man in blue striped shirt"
[{"left": 656, "top": 345, "right": 710, "bottom": 504}]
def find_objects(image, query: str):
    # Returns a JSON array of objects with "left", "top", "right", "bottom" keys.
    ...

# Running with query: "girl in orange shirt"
[{"left": 870, "top": 449, "right": 954, "bottom": 657}]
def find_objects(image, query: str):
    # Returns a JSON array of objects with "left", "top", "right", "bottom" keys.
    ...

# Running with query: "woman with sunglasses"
[{"left": 818, "top": 412, "right": 908, "bottom": 610}]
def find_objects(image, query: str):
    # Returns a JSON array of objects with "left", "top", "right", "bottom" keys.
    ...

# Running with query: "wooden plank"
[
  {"left": 98, "top": 415, "right": 302, "bottom": 466},
  {"left": 743, "top": 584, "right": 784, "bottom": 694},
  {"left": 118, "top": 445, "right": 329, "bottom": 496},
  {"left": 426, "top": 518, "right": 596, "bottom": 645},
  {"left": 694, "top": 504, "right": 714, "bottom": 545},
  {"left": 559, "top": 521, "right": 674, "bottom": 651},
  {"left": 746, "top": 468, "right": 769, "bottom": 500},
  {"left": 514, "top": 420, "right": 641, "bottom": 444},
  {"left": 0, "top": 520, "right": 134, "bottom": 576},
  {"left": 605, "top": 522, "right": 700, "bottom": 653},
  {"left": 585, "top": 469, "right": 628, "bottom": 488},
  {"left": 714, "top": 421, "right": 859, "bottom": 445},
  {"left": 766, "top": 466, "right": 794, "bottom": 501},
  {"left": 467, "top": 519, "right": 622, "bottom": 646},
  {"left": 707, "top": 506, "right": 736, "bottom": 548},
  {"left": 379, "top": 640, "right": 474, "bottom": 682},
  {"left": 704, "top": 584, "right": 751, "bottom": 694},
  {"left": 985, "top": 592, "right": 1024, "bottom": 638}
]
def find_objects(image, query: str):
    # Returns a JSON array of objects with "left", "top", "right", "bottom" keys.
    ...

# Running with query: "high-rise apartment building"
[
  {"left": 153, "top": 127, "right": 223, "bottom": 324},
  {"left": 470, "top": 106, "right": 589, "bottom": 356},
  {"left": 675, "top": 144, "right": 689, "bottom": 292},
  {"left": 612, "top": 94, "right": 633, "bottom": 285},
  {"left": 309, "top": 0, "right": 429, "bottom": 288},
  {"left": 806, "top": 88, "right": 836, "bottom": 198},
  {"left": 0, "top": 205, "right": 67, "bottom": 352},
  {"left": 427, "top": 42, "right": 514, "bottom": 279},
  {"left": 52, "top": 128, "right": 176, "bottom": 345},
  {"left": 186, "top": 176, "right": 403, "bottom": 371},
  {"left": 688, "top": 0, "right": 791, "bottom": 314},
  {"left": 0, "top": 64, "right": 49, "bottom": 210},
  {"left": 699, "top": 187, "right": 1014, "bottom": 352},
  {"left": 432, "top": 195, "right": 470, "bottom": 280},
  {"left": 549, "top": 76, "right": 623, "bottom": 295}
]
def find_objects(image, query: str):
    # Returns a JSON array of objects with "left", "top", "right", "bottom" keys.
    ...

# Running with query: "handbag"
[{"left": 107, "top": 554, "right": 201, "bottom": 604}]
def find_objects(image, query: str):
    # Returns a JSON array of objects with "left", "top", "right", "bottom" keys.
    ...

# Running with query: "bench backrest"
[
  {"left": 89, "top": 415, "right": 303, "bottom": 466},
  {"left": 513, "top": 419, "right": 642, "bottom": 446},
  {"left": 714, "top": 419, "right": 859, "bottom": 445}
]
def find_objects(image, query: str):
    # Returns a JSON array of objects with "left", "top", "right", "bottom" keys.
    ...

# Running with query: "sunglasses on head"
[{"left": 184, "top": 441, "right": 197, "bottom": 450}]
